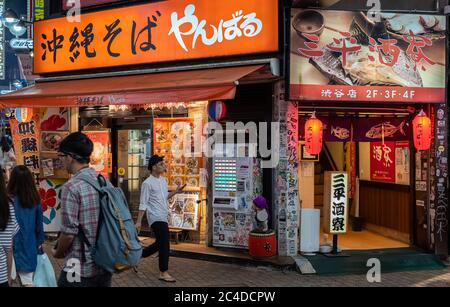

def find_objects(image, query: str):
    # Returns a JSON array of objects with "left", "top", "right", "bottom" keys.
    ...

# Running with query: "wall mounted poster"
[
  {"left": 39, "top": 179, "right": 66, "bottom": 232},
  {"left": 83, "top": 131, "right": 111, "bottom": 177},
  {"left": 395, "top": 141, "right": 410, "bottom": 185},
  {"left": 168, "top": 193, "right": 199, "bottom": 230},
  {"left": 370, "top": 141, "right": 410, "bottom": 184},
  {"left": 370, "top": 141, "right": 396, "bottom": 183},
  {"left": 153, "top": 118, "right": 202, "bottom": 190},
  {"left": 213, "top": 211, "right": 253, "bottom": 248},
  {"left": 290, "top": 9, "right": 446, "bottom": 103},
  {"left": 41, "top": 131, "right": 70, "bottom": 152},
  {"left": 40, "top": 108, "right": 70, "bottom": 131},
  {"left": 40, "top": 152, "right": 70, "bottom": 179}
]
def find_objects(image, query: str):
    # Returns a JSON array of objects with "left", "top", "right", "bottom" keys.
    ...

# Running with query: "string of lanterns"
[{"left": 303, "top": 109, "right": 432, "bottom": 154}]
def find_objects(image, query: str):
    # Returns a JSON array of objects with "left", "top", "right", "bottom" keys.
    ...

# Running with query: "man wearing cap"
[
  {"left": 135, "top": 155, "right": 185, "bottom": 282},
  {"left": 52, "top": 132, "right": 113, "bottom": 287}
]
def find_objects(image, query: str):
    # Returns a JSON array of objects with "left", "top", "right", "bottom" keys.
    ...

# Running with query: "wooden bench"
[{"left": 169, "top": 228, "right": 183, "bottom": 244}]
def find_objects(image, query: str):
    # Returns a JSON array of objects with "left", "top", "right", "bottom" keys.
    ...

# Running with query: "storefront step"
[
  {"left": 140, "top": 237, "right": 295, "bottom": 269},
  {"left": 301, "top": 248, "right": 446, "bottom": 276}
]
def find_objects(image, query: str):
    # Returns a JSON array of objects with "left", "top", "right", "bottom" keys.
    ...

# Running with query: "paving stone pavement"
[{"left": 41, "top": 244, "right": 450, "bottom": 287}]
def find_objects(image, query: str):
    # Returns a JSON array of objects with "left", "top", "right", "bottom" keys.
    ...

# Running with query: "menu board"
[
  {"left": 168, "top": 192, "right": 200, "bottom": 231},
  {"left": 153, "top": 118, "right": 202, "bottom": 190}
]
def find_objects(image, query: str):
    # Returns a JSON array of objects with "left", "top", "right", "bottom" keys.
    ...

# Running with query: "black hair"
[
  {"left": 0, "top": 167, "right": 11, "bottom": 231},
  {"left": 58, "top": 132, "right": 93, "bottom": 164},
  {"left": 148, "top": 155, "right": 164, "bottom": 171},
  {"left": 1, "top": 136, "right": 11, "bottom": 153},
  {"left": 8, "top": 166, "right": 41, "bottom": 209}
]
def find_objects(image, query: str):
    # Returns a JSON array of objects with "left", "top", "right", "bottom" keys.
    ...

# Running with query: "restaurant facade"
[
  {"left": 289, "top": 0, "right": 449, "bottom": 258},
  {"left": 0, "top": 0, "right": 288, "bottom": 253},
  {"left": 0, "top": 0, "right": 448, "bottom": 260}
]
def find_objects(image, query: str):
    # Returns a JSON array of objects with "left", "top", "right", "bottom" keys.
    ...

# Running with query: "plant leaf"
[
  {"left": 43, "top": 216, "right": 51, "bottom": 225},
  {"left": 50, "top": 208, "right": 56, "bottom": 220}
]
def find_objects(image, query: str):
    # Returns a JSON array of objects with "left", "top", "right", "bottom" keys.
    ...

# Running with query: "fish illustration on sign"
[
  {"left": 331, "top": 126, "right": 350, "bottom": 140},
  {"left": 365, "top": 121, "right": 406, "bottom": 139}
]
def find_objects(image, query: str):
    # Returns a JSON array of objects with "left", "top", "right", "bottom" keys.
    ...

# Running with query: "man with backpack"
[{"left": 52, "top": 132, "right": 141, "bottom": 287}]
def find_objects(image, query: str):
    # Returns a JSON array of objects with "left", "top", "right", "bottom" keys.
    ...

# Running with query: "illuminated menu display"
[{"left": 214, "top": 159, "right": 237, "bottom": 193}]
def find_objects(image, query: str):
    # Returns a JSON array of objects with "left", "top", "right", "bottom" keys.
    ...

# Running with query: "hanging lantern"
[
  {"left": 14, "top": 108, "right": 34, "bottom": 123},
  {"left": 413, "top": 109, "right": 431, "bottom": 151},
  {"left": 304, "top": 112, "right": 323, "bottom": 155},
  {"left": 208, "top": 101, "right": 227, "bottom": 121}
]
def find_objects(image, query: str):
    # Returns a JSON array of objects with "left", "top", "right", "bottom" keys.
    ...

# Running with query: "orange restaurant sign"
[{"left": 34, "top": 0, "right": 279, "bottom": 74}]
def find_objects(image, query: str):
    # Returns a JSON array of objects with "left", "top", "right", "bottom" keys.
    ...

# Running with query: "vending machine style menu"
[{"left": 212, "top": 151, "right": 262, "bottom": 249}]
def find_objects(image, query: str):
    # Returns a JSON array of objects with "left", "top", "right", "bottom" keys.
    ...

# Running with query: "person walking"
[
  {"left": 8, "top": 166, "right": 45, "bottom": 287},
  {"left": 0, "top": 135, "right": 16, "bottom": 183},
  {"left": 52, "top": 132, "right": 113, "bottom": 287},
  {"left": 0, "top": 168, "right": 19, "bottom": 287},
  {"left": 135, "top": 155, "right": 185, "bottom": 283}
]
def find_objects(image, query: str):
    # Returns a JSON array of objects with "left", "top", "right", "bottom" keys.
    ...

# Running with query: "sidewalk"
[{"left": 42, "top": 244, "right": 450, "bottom": 287}]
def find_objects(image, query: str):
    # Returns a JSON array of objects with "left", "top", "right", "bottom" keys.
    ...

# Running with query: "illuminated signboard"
[
  {"left": 290, "top": 9, "right": 446, "bottom": 103},
  {"left": 34, "top": 0, "right": 279, "bottom": 74}
]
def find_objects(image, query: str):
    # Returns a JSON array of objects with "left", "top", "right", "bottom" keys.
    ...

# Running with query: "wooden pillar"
[{"left": 70, "top": 107, "right": 79, "bottom": 132}]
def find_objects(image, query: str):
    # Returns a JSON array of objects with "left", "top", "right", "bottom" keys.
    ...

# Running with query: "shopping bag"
[
  {"left": 33, "top": 253, "right": 57, "bottom": 287},
  {"left": 11, "top": 256, "right": 16, "bottom": 280}
]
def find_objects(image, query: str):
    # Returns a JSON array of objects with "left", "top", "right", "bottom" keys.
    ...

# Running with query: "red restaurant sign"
[{"left": 290, "top": 10, "right": 446, "bottom": 103}]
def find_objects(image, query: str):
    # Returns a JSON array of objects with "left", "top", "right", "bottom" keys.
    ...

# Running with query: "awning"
[{"left": 0, "top": 65, "right": 265, "bottom": 108}]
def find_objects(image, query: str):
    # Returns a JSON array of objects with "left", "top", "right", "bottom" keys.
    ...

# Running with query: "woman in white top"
[
  {"left": 135, "top": 155, "right": 184, "bottom": 283},
  {"left": 0, "top": 167, "right": 20, "bottom": 287}
]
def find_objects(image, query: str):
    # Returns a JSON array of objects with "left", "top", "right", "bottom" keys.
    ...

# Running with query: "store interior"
[{"left": 299, "top": 110, "right": 414, "bottom": 251}]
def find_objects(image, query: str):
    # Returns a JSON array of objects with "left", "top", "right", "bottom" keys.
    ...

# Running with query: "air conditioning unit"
[{"left": 299, "top": 209, "right": 320, "bottom": 253}]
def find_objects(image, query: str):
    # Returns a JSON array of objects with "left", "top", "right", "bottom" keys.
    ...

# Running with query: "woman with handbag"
[{"left": 8, "top": 166, "right": 44, "bottom": 287}]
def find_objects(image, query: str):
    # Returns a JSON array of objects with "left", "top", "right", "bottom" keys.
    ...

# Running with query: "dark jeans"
[
  {"left": 144, "top": 221, "right": 170, "bottom": 272},
  {"left": 57, "top": 270, "right": 112, "bottom": 288}
]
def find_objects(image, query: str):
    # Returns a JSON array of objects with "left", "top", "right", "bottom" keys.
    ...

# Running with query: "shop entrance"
[
  {"left": 115, "top": 127, "right": 152, "bottom": 230},
  {"left": 299, "top": 110, "right": 414, "bottom": 251}
]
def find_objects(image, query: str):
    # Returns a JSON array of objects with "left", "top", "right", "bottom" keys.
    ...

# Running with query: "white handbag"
[{"left": 11, "top": 256, "right": 16, "bottom": 280}]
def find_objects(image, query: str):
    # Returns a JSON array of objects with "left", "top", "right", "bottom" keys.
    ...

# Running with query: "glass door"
[{"left": 117, "top": 128, "right": 152, "bottom": 228}]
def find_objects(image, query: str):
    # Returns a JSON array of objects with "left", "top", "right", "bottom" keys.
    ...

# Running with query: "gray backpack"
[{"left": 78, "top": 174, "right": 142, "bottom": 273}]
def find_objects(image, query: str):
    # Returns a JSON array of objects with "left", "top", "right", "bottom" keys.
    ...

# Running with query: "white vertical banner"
[{"left": 324, "top": 172, "right": 349, "bottom": 234}]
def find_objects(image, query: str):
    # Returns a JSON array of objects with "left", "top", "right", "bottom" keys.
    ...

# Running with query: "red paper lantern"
[
  {"left": 413, "top": 110, "right": 431, "bottom": 151},
  {"left": 304, "top": 112, "right": 323, "bottom": 155}
]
